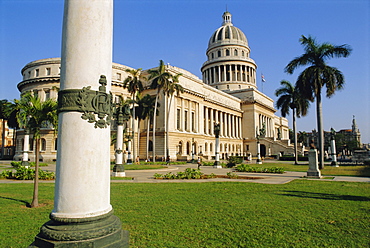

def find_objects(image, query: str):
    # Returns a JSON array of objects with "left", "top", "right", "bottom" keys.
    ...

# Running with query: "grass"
[
  {"left": 256, "top": 162, "right": 370, "bottom": 177},
  {"left": 1, "top": 181, "right": 369, "bottom": 247}
]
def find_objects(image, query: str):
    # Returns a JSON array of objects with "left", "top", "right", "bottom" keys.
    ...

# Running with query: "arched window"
[
  {"left": 54, "top": 138, "right": 58, "bottom": 150},
  {"left": 186, "top": 142, "right": 190, "bottom": 155},
  {"left": 210, "top": 143, "right": 213, "bottom": 152},
  {"left": 41, "top": 138, "right": 46, "bottom": 151},
  {"left": 205, "top": 142, "right": 208, "bottom": 152},
  {"left": 212, "top": 53, "right": 214, "bottom": 59},
  {"left": 234, "top": 49, "right": 238, "bottom": 56},
  {"left": 178, "top": 141, "right": 183, "bottom": 155},
  {"left": 242, "top": 51, "right": 245, "bottom": 57},
  {"left": 29, "top": 138, "right": 34, "bottom": 151},
  {"left": 217, "top": 51, "right": 221, "bottom": 57},
  {"left": 226, "top": 49, "right": 230, "bottom": 56},
  {"left": 149, "top": 140, "right": 153, "bottom": 151}
]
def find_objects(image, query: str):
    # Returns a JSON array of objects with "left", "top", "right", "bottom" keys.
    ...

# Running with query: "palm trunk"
[
  {"left": 146, "top": 118, "right": 150, "bottom": 161},
  {"left": 166, "top": 94, "right": 175, "bottom": 161},
  {"left": 132, "top": 94, "right": 136, "bottom": 162},
  {"left": 137, "top": 120, "right": 140, "bottom": 161},
  {"left": 1, "top": 120, "right": 5, "bottom": 159},
  {"left": 292, "top": 108, "right": 298, "bottom": 165},
  {"left": 152, "top": 92, "right": 159, "bottom": 162},
  {"left": 31, "top": 137, "right": 39, "bottom": 208},
  {"left": 316, "top": 92, "right": 324, "bottom": 169}
]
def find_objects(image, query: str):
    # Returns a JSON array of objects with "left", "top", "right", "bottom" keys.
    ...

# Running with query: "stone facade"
[{"left": 14, "top": 12, "right": 294, "bottom": 162}]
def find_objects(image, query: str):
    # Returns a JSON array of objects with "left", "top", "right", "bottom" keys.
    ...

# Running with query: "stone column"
[
  {"left": 256, "top": 139, "right": 262, "bottom": 164},
  {"left": 214, "top": 123, "right": 222, "bottom": 168},
  {"left": 307, "top": 149, "right": 322, "bottom": 178},
  {"left": 31, "top": 0, "right": 128, "bottom": 246},
  {"left": 330, "top": 139, "right": 338, "bottom": 167},
  {"left": 21, "top": 130, "right": 30, "bottom": 166}
]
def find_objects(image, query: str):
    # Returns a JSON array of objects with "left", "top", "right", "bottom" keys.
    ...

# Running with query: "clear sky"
[{"left": 1, "top": 0, "right": 369, "bottom": 143}]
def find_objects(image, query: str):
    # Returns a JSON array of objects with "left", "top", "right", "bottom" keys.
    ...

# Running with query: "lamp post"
[
  {"left": 112, "top": 103, "right": 130, "bottom": 177},
  {"left": 330, "top": 128, "right": 338, "bottom": 167},
  {"left": 256, "top": 127, "right": 262, "bottom": 164},
  {"left": 214, "top": 123, "right": 222, "bottom": 168},
  {"left": 191, "top": 137, "right": 195, "bottom": 163},
  {"left": 30, "top": 1, "right": 128, "bottom": 246}
]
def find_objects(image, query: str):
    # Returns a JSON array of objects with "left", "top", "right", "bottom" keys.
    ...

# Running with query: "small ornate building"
[{"left": 14, "top": 12, "right": 293, "bottom": 162}]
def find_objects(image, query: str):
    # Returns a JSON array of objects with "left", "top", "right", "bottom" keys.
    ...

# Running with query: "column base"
[
  {"left": 29, "top": 210, "right": 129, "bottom": 248},
  {"left": 307, "top": 169, "right": 322, "bottom": 178},
  {"left": 112, "top": 164, "right": 126, "bottom": 177},
  {"left": 331, "top": 161, "right": 339, "bottom": 167}
]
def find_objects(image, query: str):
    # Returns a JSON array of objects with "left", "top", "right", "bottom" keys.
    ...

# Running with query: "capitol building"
[{"left": 14, "top": 12, "right": 294, "bottom": 162}]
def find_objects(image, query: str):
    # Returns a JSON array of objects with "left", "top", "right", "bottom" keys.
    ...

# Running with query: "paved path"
[{"left": 1, "top": 161, "right": 369, "bottom": 184}]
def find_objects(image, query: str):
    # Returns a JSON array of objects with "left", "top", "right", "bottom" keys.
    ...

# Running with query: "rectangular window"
[
  {"left": 117, "top": 73, "right": 121, "bottom": 81},
  {"left": 176, "top": 109, "right": 181, "bottom": 130},
  {"left": 46, "top": 68, "right": 51, "bottom": 76},
  {"left": 35, "top": 69, "right": 39, "bottom": 77},
  {"left": 184, "top": 110, "right": 188, "bottom": 131},
  {"left": 45, "top": 90, "right": 50, "bottom": 100},
  {"left": 191, "top": 112, "right": 195, "bottom": 132}
]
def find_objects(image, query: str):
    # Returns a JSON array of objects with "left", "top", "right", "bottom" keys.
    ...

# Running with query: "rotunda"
[{"left": 201, "top": 11, "right": 257, "bottom": 92}]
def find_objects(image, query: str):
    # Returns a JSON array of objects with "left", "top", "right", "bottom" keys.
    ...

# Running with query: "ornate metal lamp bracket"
[{"left": 58, "top": 75, "right": 113, "bottom": 129}]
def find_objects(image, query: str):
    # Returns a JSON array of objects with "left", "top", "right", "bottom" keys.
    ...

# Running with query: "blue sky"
[{"left": 1, "top": 0, "right": 369, "bottom": 143}]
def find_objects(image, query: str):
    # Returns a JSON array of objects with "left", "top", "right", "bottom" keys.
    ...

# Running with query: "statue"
[{"left": 259, "top": 123, "right": 266, "bottom": 137}]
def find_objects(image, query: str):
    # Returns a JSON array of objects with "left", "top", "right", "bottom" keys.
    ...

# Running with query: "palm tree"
[
  {"left": 0, "top": 99, "right": 9, "bottom": 159},
  {"left": 275, "top": 80, "right": 309, "bottom": 164},
  {"left": 17, "top": 93, "right": 57, "bottom": 208},
  {"left": 123, "top": 68, "right": 144, "bottom": 162},
  {"left": 164, "top": 72, "right": 183, "bottom": 160},
  {"left": 285, "top": 35, "right": 352, "bottom": 169},
  {"left": 148, "top": 60, "right": 172, "bottom": 162}
]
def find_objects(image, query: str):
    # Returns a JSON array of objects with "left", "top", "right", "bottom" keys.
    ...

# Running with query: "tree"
[
  {"left": 0, "top": 99, "right": 9, "bottom": 158},
  {"left": 148, "top": 60, "right": 172, "bottom": 162},
  {"left": 16, "top": 93, "right": 58, "bottom": 208},
  {"left": 123, "top": 68, "right": 144, "bottom": 162},
  {"left": 275, "top": 80, "right": 309, "bottom": 164},
  {"left": 164, "top": 72, "right": 183, "bottom": 160},
  {"left": 285, "top": 35, "right": 352, "bottom": 169},
  {"left": 135, "top": 94, "right": 157, "bottom": 161}
]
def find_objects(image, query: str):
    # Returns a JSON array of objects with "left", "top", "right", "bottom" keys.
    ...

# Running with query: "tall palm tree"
[
  {"left": 148, "top": 60, "right": 172, "bottom": 162},
  {"left": 164, "top": 73, "right": 183, "bottom": 160},
  {"left": 123, "top": 68, "right": 144, "bottom": 162},
  {"left": 285, "top": 35, "right": 352, "bottom": 169},
  {"left": 17, "top": 93, "right": 57, "bottom": 208},
  {"left": 275, "top": 80, "right": 309, "bottom": 165},
  {"left": 0, "top": 99, "right": 9, "bottom": 159}
]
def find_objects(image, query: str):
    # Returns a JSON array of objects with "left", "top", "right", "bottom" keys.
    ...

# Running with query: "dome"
[{"left": 208, "top": 12, "right": 248, "bottom": 49}]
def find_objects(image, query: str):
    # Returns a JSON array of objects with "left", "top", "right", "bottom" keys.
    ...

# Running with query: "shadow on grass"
[
  {"left": 0, "top": 196, "right": 31, "bottom": 207},
  {"left": 279, "top": 191, "right": 370, "bottom": 202}
]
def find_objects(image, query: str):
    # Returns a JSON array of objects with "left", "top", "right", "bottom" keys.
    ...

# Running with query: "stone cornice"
[
  {"left": 21, "top": 58, "right": 61, "bottom": 74},
  {"left": 17, "top": 77, "right": 60, "bottom": 90},
  {"left": 242, "top": 99, "right": 276, "bottom": 113}
]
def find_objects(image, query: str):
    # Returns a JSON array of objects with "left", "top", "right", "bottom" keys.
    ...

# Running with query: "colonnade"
[
  {"left": 204, "top": 106, "right": 242, "bottom": 139},
  {"left": 176, "top": 98, "right": 200, "bottom": 133},
  {"left": 202, "top": 64, "right": 256, "bottom": 85},
  {"left": 258, "top": 114, "right": 273, "bottom": 138}
]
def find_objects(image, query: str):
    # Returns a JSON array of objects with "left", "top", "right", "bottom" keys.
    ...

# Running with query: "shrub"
[
  {"left": 226, "top": 156, "right": 243, "bottom": 168},
  {"left": 1, "top": 166, "right": 55, "bottom": 180},
  {"left": 11, "top": 161, "right": 22, "bottom": 168},
  {"left": 153, "top": 168, "right": 204, "bottom": 179},
  {"left": 236, "top": 164, "right": 285, "bottom": 174},
  {"left": 227, "top": 172, "right": 238, "bottom": 178}
]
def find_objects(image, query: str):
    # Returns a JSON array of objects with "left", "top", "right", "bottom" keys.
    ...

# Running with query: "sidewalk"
[{"left": 1, "top": 161, "right": 369, "bottom": 184}]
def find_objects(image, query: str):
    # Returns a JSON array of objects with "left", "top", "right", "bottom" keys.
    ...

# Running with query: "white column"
[
  {"left": 205, "top": 107, "right": 208, "bottom": 134},
  {"left": 54, "top": 0, "right": 113, "bottom": 218},
  {"left": 22, "top": 132, "right": 30, "bottom": 164},
  {"left": 210, "top": 109, "right": 214, "bottom": 135}
]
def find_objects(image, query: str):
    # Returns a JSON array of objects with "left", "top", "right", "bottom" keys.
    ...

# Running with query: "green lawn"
[
  {"left": 1, "top": 181, "right": 369, "bottom": 247},
  {"left": 257, "top": 162, "right": 370, "bottom": 177}
]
